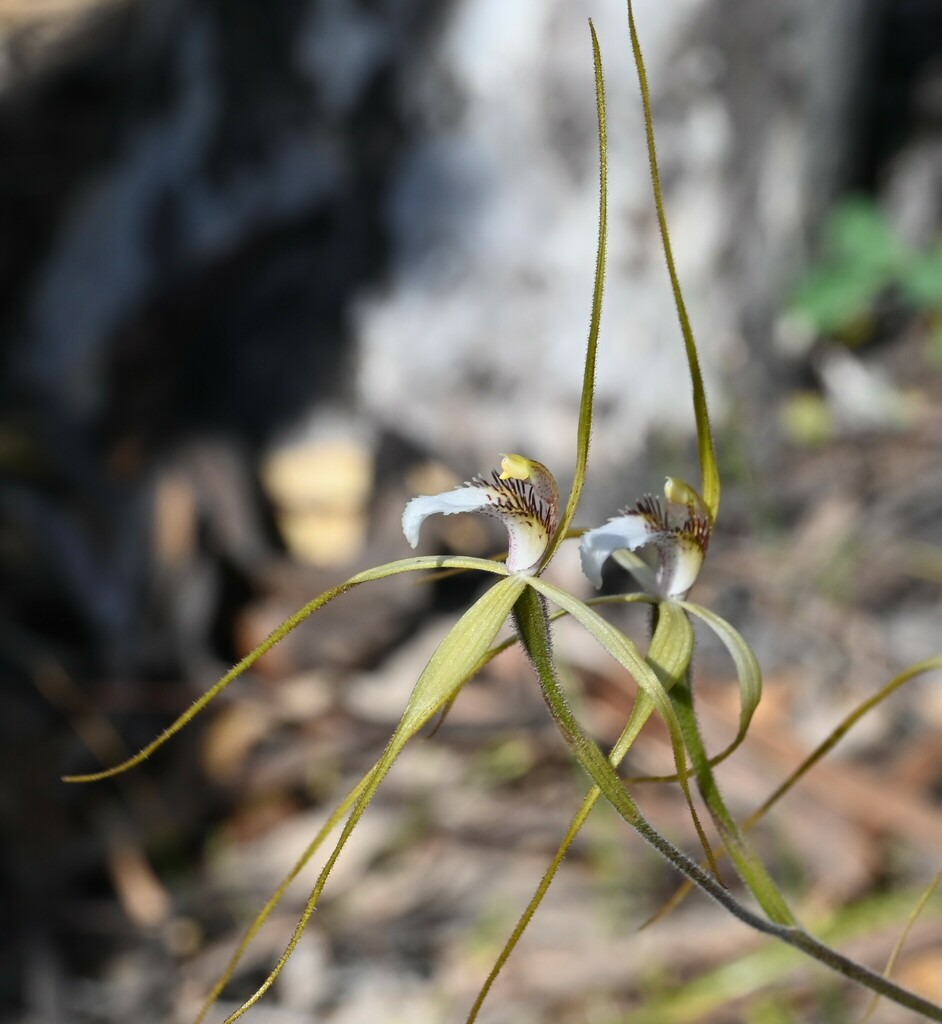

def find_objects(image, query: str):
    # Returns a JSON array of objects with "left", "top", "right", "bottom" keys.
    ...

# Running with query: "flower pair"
[{"left": 403, "top": 455, "right": 711, "bottom": 599}]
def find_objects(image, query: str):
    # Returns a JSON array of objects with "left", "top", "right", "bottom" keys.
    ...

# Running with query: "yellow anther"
[
  {"left": 664, "top": 476, "right": 701, "bottom": 508},
  {"left": 499, "top": 453, "right": 534, "bottom": 481}
]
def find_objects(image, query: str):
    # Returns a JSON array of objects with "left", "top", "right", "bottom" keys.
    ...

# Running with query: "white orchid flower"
[
  {"left": 402, "top": 454, "right": 559, "bottom": 575},
  {"left": 580, "top": 476, "right": 711, "bottom": 599}
]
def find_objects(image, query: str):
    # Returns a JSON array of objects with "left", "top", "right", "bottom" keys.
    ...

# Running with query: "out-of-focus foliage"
[{"left": 790, "top": 197, "right": 942, "bottom": 347}]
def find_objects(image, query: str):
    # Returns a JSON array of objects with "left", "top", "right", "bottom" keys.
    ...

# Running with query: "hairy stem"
[{"left": 513, "top": 586, "right": 942, "bottom": 1021}]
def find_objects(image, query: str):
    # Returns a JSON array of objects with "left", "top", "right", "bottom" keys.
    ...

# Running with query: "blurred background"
[{"left": 1, "top": 0, "right": 942, "bottom": 1021}]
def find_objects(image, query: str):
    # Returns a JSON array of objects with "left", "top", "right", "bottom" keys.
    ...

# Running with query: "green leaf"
[
  {"left": 64, "top": 554, "right": 508, "bottom": 783},
  {"left": 790, "top": 264, "right": 883, "bottom": 334},
  {"left": 901, "top": 244, "right": 942, "bottom": 307},
  {"left": 547, "top": 20, "right": 608, "bottom": 563},
  {"left": 220, "top": 574, "right": 526, "bottom": 1023},
  {"left": 826, "top": 198, "right": 908, "bottom": 275},
  {"left": 789, "top": 199, "right": 917, "bottom": 336},
  {"left": 626, "top": 0, "right": 719, "bottom": 522}
]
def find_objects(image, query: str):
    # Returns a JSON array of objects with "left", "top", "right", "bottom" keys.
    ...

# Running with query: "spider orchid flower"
[
  {"left": 402, "top": 454, "right": 559, "bottom": 575},
  {"left": 580, "top": 476, "right": 711, "bottom": 599}
]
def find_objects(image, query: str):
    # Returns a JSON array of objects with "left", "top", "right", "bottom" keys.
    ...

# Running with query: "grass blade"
[{"left": 861, "top": 863, "right": 942, "bottom": 1023}]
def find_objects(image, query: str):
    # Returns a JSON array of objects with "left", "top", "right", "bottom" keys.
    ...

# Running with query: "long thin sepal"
[
  {"left": 648, "top": 655, "right": 942, "bottom": 923},
  {"left": 194, "top": 766, "right": 378, "bottom": 1023},
  {"left": 525, "top": 579, "right": 715, "bottom": 871},
  {"left": 465, "top": 598, "right": 693, "bottom": 1023},
  {"left": 546, "top": 20, "right": 608, "bottom": 563},
  {"left": 586, "top": 596, "right": 761, "bottom": 783},
  {"left": 218, "top": 575, "right": 526, "bottom": 1023},
  {"left": 626, "top": 0, "right": 719, "bottom": 521},
  {"left": 63, "top": 555, "right": 507, "bottom": 783},
  {"left": 513, "top": 587, "right": 942, "bottom": 1021},
  {"left": 669, "top": 668, "right": 796, "bottom": 925}
]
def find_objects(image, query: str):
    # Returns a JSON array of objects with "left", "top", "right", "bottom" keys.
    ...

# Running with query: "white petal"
[
  {"left": 401, "top": 487, "right": 491, "bottom": 548},
  {"left": 579, "top": 514, "right": 664, "bottom": 588},
  {"left": 655, "top": 534, "right": 704, "bottom": 599},
  {"left": 402, "top": 458, "right": 559, "bottom": 574},
  {"left": 503, "top": 517, "right": 551, "bottom": 575}
]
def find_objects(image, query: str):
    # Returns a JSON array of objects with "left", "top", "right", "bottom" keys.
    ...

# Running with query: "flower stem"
[{"left": 513, "top": 586, "right": 942, "bottom": 1021}]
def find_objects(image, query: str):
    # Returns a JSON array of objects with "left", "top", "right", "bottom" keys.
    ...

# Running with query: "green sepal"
[
  {"left": 512, "top": 589, "right": 942, "bottom": 1020},
  {"left": 64, "top": 554, "right": 508, "bottom": 783},
  {"left": 546, "top": 19, "right": 608, "bottom": 564},
  {"left": 525, "top": 578, "right": 684, "bottom": 750},
  {"left": 679, "top": 600, "right": 762, "bottom": 764},
  {"left": 524, "top": 579, "right": 715, "bottom": 863},
  {"left": 581, "top": 595, "right": 761, "bottom": 782},
  {"left": 626, "top": 0, "right": 719, "bottom": 521},
  {"left": 518, "top": 583, "right": 717, "bottom": 885},
  {"left": 465, "top": 596, "right": 693, "bottom": 1023},
  {"left": 219, "top": 574, "right": 526, "bottom": 1023},
  {"left": 650, "top": 655, "right": 942, "bottom": 925},
  {"left": 195, "top": 765, "right": 378, "bottom": 1023},
  {"left": 668, "top": 666, "right": 796, "bottom": 925}
]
